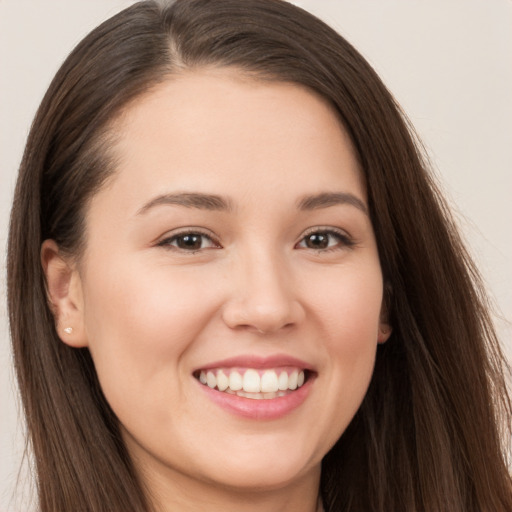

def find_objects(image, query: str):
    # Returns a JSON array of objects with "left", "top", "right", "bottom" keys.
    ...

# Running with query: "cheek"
[
  {"left": 81, "top": 259, "right": 219, "bottom": 411},
  {"left": 309, "top": 263, "right": 382, "bottom": 421},
  {"left": 311, "top": 261, "right": 383, "bottom": 345}
]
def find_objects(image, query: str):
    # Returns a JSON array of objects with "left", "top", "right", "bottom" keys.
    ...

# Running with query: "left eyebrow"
[
  {"left": 136, "top": 192, "right": 233, "bottom": 215},
  {"left": 297, "top": 192, "right": 368, "bottom": 216}
]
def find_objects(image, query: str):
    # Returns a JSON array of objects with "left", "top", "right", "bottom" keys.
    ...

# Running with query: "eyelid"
[
  {"left": 154, "top": 225, "right": 355, "bottom": 252},
  {"left": 156, "top": 227, "right": 221, "bottom": 250},
  {"left": 295, "top": 226, "right": 355, "bottom": 250}
]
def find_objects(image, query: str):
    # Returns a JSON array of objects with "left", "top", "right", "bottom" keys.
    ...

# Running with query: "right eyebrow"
[
  {"left": 136, "top": 192, "right": 233, "bottom": 215},
  {"left": 297, "top": 191, "right": 368, "bottom": 216}
]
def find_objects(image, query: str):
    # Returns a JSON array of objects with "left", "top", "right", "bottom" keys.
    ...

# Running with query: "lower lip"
[{"left": 197, "top": 377, "right": 314, "bottom": 420}]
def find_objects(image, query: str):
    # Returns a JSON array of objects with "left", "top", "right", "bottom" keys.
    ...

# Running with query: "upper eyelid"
[
  {"left": 295, "top": 227, "right": 356, "bottom": 249},
  {"left": 158, "top": 226, "right": 217, "bottom": 238},
  {"left": 156, "top": 228, "right": 220, "bottom": 246},
  {"left": 155, "top": 225, "right": 354, "bottom": 247},
  {"left": 298, "top": 226, "right": 352, "bottom": 240}
]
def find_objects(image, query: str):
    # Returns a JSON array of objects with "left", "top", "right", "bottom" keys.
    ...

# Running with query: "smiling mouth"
[{"left": 194, "top": 367, "right": 310, "bottom": 400}]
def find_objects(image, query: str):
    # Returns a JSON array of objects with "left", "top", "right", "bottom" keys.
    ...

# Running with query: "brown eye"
[
  {"left": 175, "top": 234, "right": 204, "bottom": 250},
  {"left": 159, "top": 231, "right": 218, "bottom": 252},
  {"left": 304, "top": 233, "right": 330, "bottom": 249},
  {"left": 297, "top": 230, "right": 354, "bottom": 251}
]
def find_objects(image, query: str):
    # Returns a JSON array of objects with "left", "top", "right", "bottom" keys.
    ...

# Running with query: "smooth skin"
[{"left": 43, "top": 69, "right": 391, "bottom": 512}]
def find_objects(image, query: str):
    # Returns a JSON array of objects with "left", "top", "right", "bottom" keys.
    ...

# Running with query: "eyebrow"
[
  {"left": 297, "top": 192, "right": 368, "bottom": 215},
  {"left": 137, "top": 192, "right": 232, "bottom": 215},
  {"left": 137, "top": 190, "right": 368, "bottom": 216}
]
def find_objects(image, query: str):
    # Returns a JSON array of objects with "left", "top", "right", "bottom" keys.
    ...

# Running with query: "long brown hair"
[{"left": 8, "top": 1, "right": 512, "bottom": 510}]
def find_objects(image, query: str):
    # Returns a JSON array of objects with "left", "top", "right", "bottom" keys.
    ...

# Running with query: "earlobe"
[
  {"left": 41, "top": 239, "right": 88, "bottom": 348},
  {"left": 377, "top": 322, "right": 392, "bottom": 344},
  {"left": 378, "top": 283, "right": 392, "bottom": 343}
]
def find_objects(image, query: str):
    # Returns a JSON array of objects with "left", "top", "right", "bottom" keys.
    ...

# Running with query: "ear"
[
  {"left": 377, "top": 283, "right": 392, "bottom": 344},
  {"left": 41, "top": 239, "right": 88, "bottom": 348},
  {"left": 377, "top": 321, "right": 392, "bottom": 344}
]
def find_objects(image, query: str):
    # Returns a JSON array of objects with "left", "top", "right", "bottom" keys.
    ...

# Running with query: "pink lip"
[
  {"left": 194, "top": 354, "right": 315, "bottom": 372},
  {"left": 197, "top": 376, "right": 314, "bottom": 420},
  {"left": 194, "top": 353, "right": 316, "bottom": 421}
]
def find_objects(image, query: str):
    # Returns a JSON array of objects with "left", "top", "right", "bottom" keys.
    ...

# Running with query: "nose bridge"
[{"left": 223, "top": 241, "right": 302, "bottom": 333}]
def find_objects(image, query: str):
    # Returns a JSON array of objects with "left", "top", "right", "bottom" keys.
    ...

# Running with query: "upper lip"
[{"left": 194, "top": 354, "right": 315, "bottom": 372}]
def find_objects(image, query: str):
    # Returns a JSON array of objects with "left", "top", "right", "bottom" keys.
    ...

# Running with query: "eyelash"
[
  {"left": 157, "top": 229, "right": 220, "bottom": 253},
  {"left": 157, "top": 227, "right": 355, "bottom": 253},
  {"left": 296, "top": 227, "right": 355, "bottom": 252}
]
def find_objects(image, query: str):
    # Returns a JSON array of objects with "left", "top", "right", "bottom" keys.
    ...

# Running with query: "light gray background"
[{"left": 1, "top": 1, "right": 511, "bottom": 510}]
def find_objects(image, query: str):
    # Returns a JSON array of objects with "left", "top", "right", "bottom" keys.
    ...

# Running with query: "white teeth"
[
  {"left": 238, "top": 390, "right": 258, "bottom": 399},
  {"left": 238, "top": 391, "right": 276, "bottom": 400},
  {"left": 206, "top": 371, "right": 216, "bottom": 389},
  {"left": 229, "top": 371, "right": 243, "bottom": 391},
  {"left": 278, "top": 371, "right": 288, "bottom": 391},
  {"left": 198, "top": 367, "right": 308, "bottom": 396},
  {"left": 217, "top": 370, "right": 229, "bottom": 391},
  {"left": 261, "top": 370, "right": 279, "bottom": 393},
  {"left": 288, "top": 370, "right": 298, "bottom": 390},
  {"left": 243, "top": 369, "right": 260, "bottom": 393}
]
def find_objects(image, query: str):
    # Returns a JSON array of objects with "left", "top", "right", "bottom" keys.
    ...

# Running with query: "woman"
[{"left": 7, "top": 0, "right": 512, "bottom": 510}]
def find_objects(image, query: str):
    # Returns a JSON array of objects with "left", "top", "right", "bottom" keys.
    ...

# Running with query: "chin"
[
  {"left": 194, "top": 442, "right": 321, "bottom": 493},
  {"left": 205, "top": 461, "right": 317, "bottom": 493}
]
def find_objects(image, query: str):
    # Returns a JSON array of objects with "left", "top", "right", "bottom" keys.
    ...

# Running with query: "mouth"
[{"left": 193, "top": 367, "right": 311, "bottom": 400}]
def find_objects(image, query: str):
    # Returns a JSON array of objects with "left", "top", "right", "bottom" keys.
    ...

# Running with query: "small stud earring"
[{"left": 64, "top": 327, "right": 73, "bottom": 334}]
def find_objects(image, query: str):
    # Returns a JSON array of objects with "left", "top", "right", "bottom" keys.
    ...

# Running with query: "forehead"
[{"left": 94, "top": 69, "right": 365, "bottom": 214}]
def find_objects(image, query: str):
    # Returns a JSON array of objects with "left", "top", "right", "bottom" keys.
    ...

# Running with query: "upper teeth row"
[{"left": 198, "top": 368, "right": 305, "bottom": 393}]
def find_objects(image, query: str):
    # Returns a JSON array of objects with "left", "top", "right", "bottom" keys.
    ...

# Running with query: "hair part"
[{"left": 8, "top": 1, "right": 512, "bottom": 511}]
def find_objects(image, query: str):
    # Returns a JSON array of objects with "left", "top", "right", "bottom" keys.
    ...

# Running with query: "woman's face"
[{"left": 56, "top": 70, "right": 389, "bottom": 498}]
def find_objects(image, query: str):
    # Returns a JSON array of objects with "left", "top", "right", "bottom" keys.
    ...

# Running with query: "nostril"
[
  {"left": 222, "top": 302, "right": 304, "bottom": 335},
  {"left": 253, "top": 322, "right": 295, "bottom": 335},
  {"left": 220, "top": 275, "right": 305, "bottom": 333}
]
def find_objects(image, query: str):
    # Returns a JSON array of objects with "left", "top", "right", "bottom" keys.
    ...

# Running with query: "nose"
[{"left": 221, "top": 248, "right": 305, "bottom": 334}]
